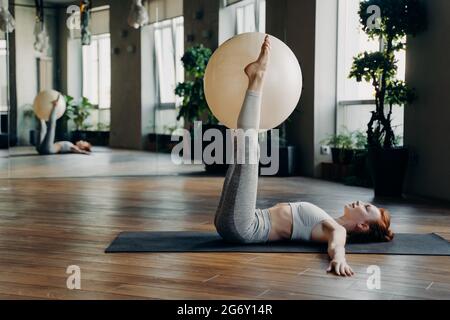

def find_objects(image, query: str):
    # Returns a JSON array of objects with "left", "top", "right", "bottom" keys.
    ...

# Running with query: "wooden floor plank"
[{"left": 0, "top": 151, "right": 449, "bottom": 299}]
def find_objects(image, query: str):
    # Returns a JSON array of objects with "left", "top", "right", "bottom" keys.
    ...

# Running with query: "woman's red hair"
[{"left": 348, "top": 208, "right": 394, "bottom": 243}]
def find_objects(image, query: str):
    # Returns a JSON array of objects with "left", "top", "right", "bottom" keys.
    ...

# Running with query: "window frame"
[
  {"left": 82, "top": 33, "right": 111, "bottom": 110},
  {"left": 153, "top": 15, "right": 184, "bottom": 110},
  {"left": 336, "top": 0, "right": 405, "bottom": 138},
  {"left": 0, "top": 39, "right": 8, "bottom": 113}
]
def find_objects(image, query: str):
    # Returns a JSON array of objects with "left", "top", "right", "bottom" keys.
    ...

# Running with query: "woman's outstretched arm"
[{"left": 317, "top": 220, "right": 354, "bottom": 276}]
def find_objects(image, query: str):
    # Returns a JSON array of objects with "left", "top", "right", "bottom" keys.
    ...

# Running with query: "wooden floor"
[{"left": 0, "top": 150, "right": 449, "bottom": 300}]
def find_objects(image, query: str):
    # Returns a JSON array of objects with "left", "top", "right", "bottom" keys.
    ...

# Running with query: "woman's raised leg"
[
  {"left": 214, "top": 36, "right": 271, "bottom": 243},
  {"left": 36, "top": 96, "right": 59, "bottom": 155}
]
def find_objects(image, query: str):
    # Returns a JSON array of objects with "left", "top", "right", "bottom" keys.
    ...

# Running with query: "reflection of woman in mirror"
[{"left": 36, "top": 95, "right": 92, "bottom": 155}]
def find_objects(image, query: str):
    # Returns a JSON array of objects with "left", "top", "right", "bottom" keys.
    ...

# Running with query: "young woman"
[
  {"left": 36, "top": 95, "right": 92, "bottom": 155},
  {"left": 214, "top": 35, "right": 394, "bottom": 277}
]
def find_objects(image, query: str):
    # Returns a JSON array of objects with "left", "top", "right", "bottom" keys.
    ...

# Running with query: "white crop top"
[
  {"left": 57, "top": 141, "right": 73, "bottom": 154},
  {"left": 288, "top": 202, "right": 333, "bottom": 241}
]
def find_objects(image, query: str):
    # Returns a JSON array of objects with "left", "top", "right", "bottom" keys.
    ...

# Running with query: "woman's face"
[{"left": 343, "top": 201, "right": 381, "bottom": 225}]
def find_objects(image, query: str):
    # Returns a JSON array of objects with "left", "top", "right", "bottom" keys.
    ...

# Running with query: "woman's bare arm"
[
  {"left": 70, "top": 145, "right": 91, "bottom": 155},
  {"left": 312, "top": 220, "right": 354, "bottom": 277}
]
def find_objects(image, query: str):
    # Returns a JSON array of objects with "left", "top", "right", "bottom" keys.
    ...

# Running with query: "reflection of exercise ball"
[
  {"left": 33, "top": 90, "right": 66, "bottom": 121},
  {"left": 204, "top": 32, "right": 302, "bottom": 130}
]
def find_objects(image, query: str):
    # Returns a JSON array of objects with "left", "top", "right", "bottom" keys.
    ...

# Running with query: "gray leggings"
[
  {"left": 36, "top": 107, "right": 58, "bottom": 155},
  {"left": 214, "top": 90, "right": 272, "bottom": 244}
]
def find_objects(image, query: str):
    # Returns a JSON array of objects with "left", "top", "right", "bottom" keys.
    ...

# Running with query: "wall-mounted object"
[
  {"left": 33, "top": 0, "right": 49, "bottom": 54},
  {"left": 80, "top": 0, "right": 92, "bottom": 46},
  {"left": 201, "top": 30, "right": 212, "bottom": 39},
  {"left": 113, "top": 47, "right": 120, "bottom": 55},
  {"left": 126, "top": 45, "right": 136, "bottom": 54},
  {"left": 187, "top": 34, "right": 195, "bottom": 42},
  {"left": 128, "top": 0, "right": 148, "bottom": 29},
  {"left": 0, "top": 0, "right": 15, "bottom": 33},
  {"left": 194, "top": 9, "right": 204, "bottom": 20}
]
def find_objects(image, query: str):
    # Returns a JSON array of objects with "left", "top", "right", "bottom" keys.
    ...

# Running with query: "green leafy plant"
[
  {"left": 321, "top": 130, "right": 354, "bottom": 150},
  {"left": 349, "top": 0, "right": 426, "bottom": 149},
  {"left": 63, "top": 95, "right": 94, "bottom": 131},
  {"left": 352, "top": 130, "right": 368, "bottom": 150},
  {"left": 175, "top": 45, "right": 218, "bottom": 126},
  {"left": 97, "top": 122, "right": 110, "bottom": 131},
  {"left": 22, "top": 104, "right": 36, "bottom": 120}
]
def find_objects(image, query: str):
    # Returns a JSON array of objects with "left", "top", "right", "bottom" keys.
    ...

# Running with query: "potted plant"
[
  {"left": 342, "top": 130, "right": 373, "bottom": 187},
  {"left": 321, "top": 129, "right": 354, "bottom": 165},
  {"left": 66, "top": 96, "right": 94, "bottom": 142},
  {"left": 260, "top": 122, "right": 298, "bottom": 177},
  {"left": 175, "top": 45, "right": 227, "bottom": 172},
  {"left": 349, "top": 0, "right": 426, "bottom": 197}
]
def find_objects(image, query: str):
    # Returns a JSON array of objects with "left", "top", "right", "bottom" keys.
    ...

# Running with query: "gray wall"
[
  {"left": 184, "top": 0, "right": 220, "bottom": 51},
  {"left": 108, "top": 0, "right": 143, "bottom": 149},
  {"left": 405, "top": 0, "right": 450, "bottom": 201},
  {"left": 266, "top": 0, "right": 337, "bottom": 177}
]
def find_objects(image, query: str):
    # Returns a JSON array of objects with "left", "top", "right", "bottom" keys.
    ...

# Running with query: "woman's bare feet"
[{"left": 244, "top": 35, "right": 271, "bottom": 92}]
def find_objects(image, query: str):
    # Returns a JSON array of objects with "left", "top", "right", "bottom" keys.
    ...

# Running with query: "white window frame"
[
  {"left": 82, "top": 33, "right": 111, "bottom": 110},
  {"left": 0, "top": 39, "right": 8, "bottom": 113},
  {"left": 153, "top": 16, "right": 184, "bottom": 110},
  {"left": 336, "top": 0, "right": 405, "bottom": 138},
  {"left": 219, "top": 0, "right": 265, "bottom": 44}
]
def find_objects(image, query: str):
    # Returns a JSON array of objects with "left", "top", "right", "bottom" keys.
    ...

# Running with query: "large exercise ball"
[
  {"left": 204, "top": 32, "right": 302, "bottom": 130},
  {"left": 33, "top": 90, "right": 66, "bottom": 121}
]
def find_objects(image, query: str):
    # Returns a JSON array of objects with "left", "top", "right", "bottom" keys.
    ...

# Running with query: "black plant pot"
[
  {"left": 331, "top": 147, "right": 354, "bottom": 165},
  {"left": 70, "top": 130, "right": 110, "bottom": 146},
  {"left": 201, "top": 124, "right": 229, "bottom": 174},
  {"left": 367, "top": 147, "right": 409, "bottom": 197},
  {"left": 343, "top": 150, "right": 373, "bottom": 188},
  {"left": 276, "top": 146, "right": 297, "bottom": 177},
  {"left": 29, "top": 129, "right": 38, "bottom": 146},
  {"left": 259, "top": 145, "right": 297, "bottom": 177},
  {"left": 71, "top": 130, "right": 88, "bottom": 143}
]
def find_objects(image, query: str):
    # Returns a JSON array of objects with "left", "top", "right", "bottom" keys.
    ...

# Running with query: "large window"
[
  {"left": 82, "top": 33, "right": 111, "bottom": 110},
  {"left": 337, "top": 0, "right": 405, "bottom": 140},
  {"left": 219, "top": 0, "right": 266, "bottom": 44},
  {"left": 153, "top": 16, "right": 184, "bottom": 134},
  {"left": 0, "top": 40, "right": 7, "bottom": 113},
  {"left": 236, "top": 0, "right": 265, "bottom": 34},
  {"left": 154, "top": 16, "right": 184, "bottom": 106}
]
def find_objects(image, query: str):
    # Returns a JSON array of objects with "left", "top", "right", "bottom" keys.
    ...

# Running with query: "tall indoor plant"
[
  {"left": 64, "top": 95, "right": 94, "bottom": 142},
  {"left": 349, "top": 0, "right": 426, "bottom": 196},
  {"left": 175, "top": 45, "right": 227, "bottom": 172},
  {"left": 175, "top": 45, "right": 217, "bottom": 126}
]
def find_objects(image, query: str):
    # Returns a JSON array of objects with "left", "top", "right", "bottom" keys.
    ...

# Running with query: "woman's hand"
[{"left": 327, "top": 258, "right": 354, "bottom": 277}]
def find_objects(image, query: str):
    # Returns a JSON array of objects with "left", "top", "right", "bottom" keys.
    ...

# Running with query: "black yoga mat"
[{"left": 105, "top": 231, "right": 450, "bottom": 256}]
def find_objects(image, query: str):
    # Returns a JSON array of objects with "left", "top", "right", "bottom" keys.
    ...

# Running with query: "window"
[
  {"left": 0, "top": 40, "right": 7, "bottom": 113},
  {"left": 236, "top": 3, "right": 255, "bottom": 33},
  {"left": 37, "top": 57, "right": 54, "bottom": 91},
  {"left": 82, "top": 33, "right": 111, "bottom": 110},
  {"left": 152, "top": 16, "right": 184, "bottom": 134},
  {"left": 219, "top": 0, "right": 265, "bottom": 44},
  {"left": 154, "top": 16, "right": 184, "bottom": 106},
  {"left": 337, "top": 0, "right": 405, "bottom": 140}
]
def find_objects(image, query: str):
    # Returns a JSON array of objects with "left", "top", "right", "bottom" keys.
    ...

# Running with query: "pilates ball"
[
  {"left": 33, "top": 90, "right": 66, "bottom": 121},
  {"left": 204, "top": 32, "right": 302, "bottom": 130}
]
